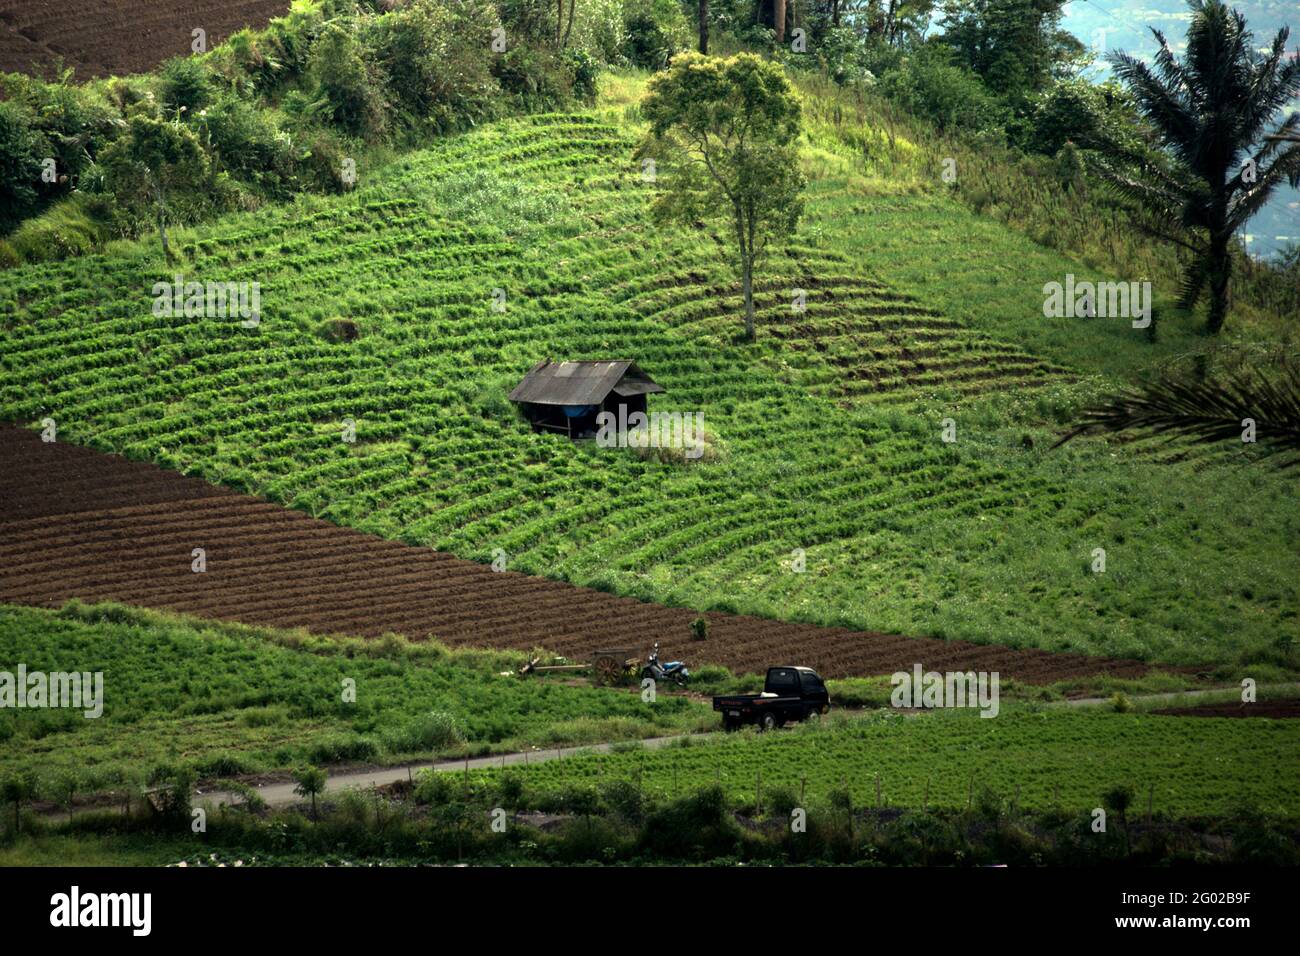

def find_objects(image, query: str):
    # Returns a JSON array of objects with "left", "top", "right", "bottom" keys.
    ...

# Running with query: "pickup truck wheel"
[{"left": 759, "top": 712, "right": 777, "bottom": 732}]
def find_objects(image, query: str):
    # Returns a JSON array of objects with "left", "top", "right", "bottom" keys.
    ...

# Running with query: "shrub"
[
  {"left": 6, "top": 195, "right": 107, "bottom": 262},
  {"left": 566, "top": 47, "right": 600, "bottom": 103},
  {"left": 408, "top": 710, "right": 464, "bottom": 750},
  {"left": 1023, "top": 77, "right": 1137, "bottom": 156},
  {"left": 317, "top": 317, "right": 361, "bottom": 342},
  {"left": 195, "top": 94, "right": 297, "bottom": 197},
  {"left": 160, "top": 56, "right": 213, "bottom": 115},
  {"left": 364, "top": 0, "right": 503, "bottom": 135},
  {"left": 498, "top": 772, "right": 526, "bottom": 809},
  {"left": 0, "top": 239, "right": 20, "bottom": 269},
  {"left": 413, "top": 768, "right": 456, "bottom": 805},
  {"left": 305, "top": 734, "right": 378, "bottom": 764},
  {"left": 383, "top": 711, "right": 463, "bottom": 754},
  {"left": 295, "top": 128, "right": 354, "bottom": 194},
  {"left": 566, "top": 0, "right": 625, "bottom": 63},
  {"left": 764, "top": 784, "right": 801, "bottom": 818},
  {"left": 308, "top": 22, "right": 387, "bottom": 139},
  {"left": 194, "top": 753, "right": 253, "bottom": 778},
  {"left": 0, "top": 73, "right": 115, "bottom": 194},
  {"left": 600, "top": 778, "right": 646, "bottom": 823},
  {"left": 145, "top": 764, "right": 195, "bottom": 821},
  {"left": 0, "top": 101, "right": 43, "bottom": 233},
  {"left": 877, "top": 44, "right": 1008, "bottom": 136},
  {"left": 492, "top": 44, "right": 576, "bottom": 110},
  {"left": 807, "top": 26, "right": 874, "bottom": 86},
  {"left": 621, "top": 0, "right": 690, "bottom": 70},
  {"left": 689, "top": 616, "right": 709, "bottom": 642},
  {"left": 638, "top": 784, "right": 742, "bottom": 860}
]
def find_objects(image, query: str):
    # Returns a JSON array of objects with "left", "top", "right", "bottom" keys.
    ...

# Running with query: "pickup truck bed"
[{"left": 714, "top": 667, "right": 830, "bottom": 730}]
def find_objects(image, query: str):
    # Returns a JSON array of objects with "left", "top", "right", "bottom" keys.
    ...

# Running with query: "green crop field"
[
  {"left": 0, "top": 602, "right": 708, "bottom": 788},
  {"left": 464, "top": 706, "right": 1300, "bottom": 817},
  {"left": 2, "top": 77, "right": 1296, "bottom": 678}
]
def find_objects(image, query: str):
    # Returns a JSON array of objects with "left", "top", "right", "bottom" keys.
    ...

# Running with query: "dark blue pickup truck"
[{"left": 714, "top": 666, "right": 831, "bottom": 731}]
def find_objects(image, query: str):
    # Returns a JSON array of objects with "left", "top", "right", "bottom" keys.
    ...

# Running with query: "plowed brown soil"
[
  {"left": 0, "top": 1, "right": 289, "bottom": 80},
  {"left": 0, "top": 424, "right": 1159, "bottom": 682},
  {"left": 1152, "top": 700, "right": 1300, "bottom": 719}
]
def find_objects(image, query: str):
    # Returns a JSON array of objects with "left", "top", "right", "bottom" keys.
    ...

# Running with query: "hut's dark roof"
[{"left": 508, "top": 360, "right": 664, "bottom": 406}]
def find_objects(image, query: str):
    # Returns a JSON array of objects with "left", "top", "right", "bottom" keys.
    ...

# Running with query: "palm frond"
[
  {"left": 1108, "top": 51, "right": 1199, "bottom": 159},
  {"left": 1054, "top": 361, "right": 1300, "bottom": 468}
]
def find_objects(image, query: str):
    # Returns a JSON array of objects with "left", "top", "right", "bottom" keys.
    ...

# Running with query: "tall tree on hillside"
[
  {"left": 1090, "top": 1, "right": 1300, "bottom": 334},
  {"left": 937, "top": 0, "right": 1084, "bottom": 101},
  {"left": 639, "top": 53, "right": 805, "bottom": 341}
]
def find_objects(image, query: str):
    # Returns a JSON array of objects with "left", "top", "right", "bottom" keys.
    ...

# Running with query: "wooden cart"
[{"left": 518, "top": 647, "right": 640, "bottom": 686}]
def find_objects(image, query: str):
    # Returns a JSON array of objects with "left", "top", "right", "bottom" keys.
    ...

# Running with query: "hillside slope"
[
  {"left": 1, "top": 99, "right": 1295, "bottom": 672},
  {"left": 0, "top": 422, "right": 1153, "bottom": 682}
]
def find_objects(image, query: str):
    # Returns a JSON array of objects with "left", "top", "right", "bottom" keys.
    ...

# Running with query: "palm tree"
[
  {"left": 1089, "top": 1, "right": 1300, "bottom": 334},
  {"left": 1055, "top": 359, "right": 1300, "bottom": 468}
]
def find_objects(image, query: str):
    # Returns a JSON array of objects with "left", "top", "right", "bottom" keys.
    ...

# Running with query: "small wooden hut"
[{"left": 507, "top": 360, "right": 664, "bottom": 439}]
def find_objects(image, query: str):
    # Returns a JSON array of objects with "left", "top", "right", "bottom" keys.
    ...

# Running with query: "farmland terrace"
[
  {"left": 0, "top": 422, "right": 1155, "bottom": 683},
  {"left": 1, "top": 109, "right": 1294, "bottom": 672}
]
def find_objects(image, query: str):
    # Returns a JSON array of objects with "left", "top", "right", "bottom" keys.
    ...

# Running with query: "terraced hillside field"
[
  {"left": 0, "top": 0, "right": 288, "bottom": 79},
  {"left": 0, "top": 424, "right": 1152, "bottom": 683},
  {"left": 1, "top": 105, "right": 1295, "bottom": 670}
]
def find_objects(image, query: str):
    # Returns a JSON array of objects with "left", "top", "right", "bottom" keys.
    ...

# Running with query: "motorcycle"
[{"left": 641, "top": 642, "right": 689, "bottom": 687}]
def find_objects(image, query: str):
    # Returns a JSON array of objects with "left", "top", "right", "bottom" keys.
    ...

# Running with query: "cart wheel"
[{"left": 594, "top": 656, "right": 621, "bottom": 686}]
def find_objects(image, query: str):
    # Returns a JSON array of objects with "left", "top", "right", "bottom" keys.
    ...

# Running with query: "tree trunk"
[
  {"left": 562, "top": 0, "right": 575, "bottom": 48},
  {"left": 1206, "top": 237, "right": 1231, "bottom": 335},
  {"left": 742, "top": 259, "right": 755, "bottom": 341},
  {"left": 774, "top": 0, "right": 786, "bottom": 43},
  {"left": 832, "top": 0, "right": 840, "bottom": 27},
  {"left": 153, "top": 181, "right": 171, "bottom": 262},
  {"left": 699, "top": 0, "right": 709, "bottom": 54}
]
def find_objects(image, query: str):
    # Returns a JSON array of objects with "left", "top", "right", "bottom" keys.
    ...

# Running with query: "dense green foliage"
[{"left": 0, "top": 0, "right": 606, "bottom": 261}]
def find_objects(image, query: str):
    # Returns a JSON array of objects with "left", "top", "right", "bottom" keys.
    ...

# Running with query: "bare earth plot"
[
  {"left": 0, "top": 0, "right": 290, "bottom": 79},
  {"left": 0, "top": 424, "right": 1160, "bottom": 683}
]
